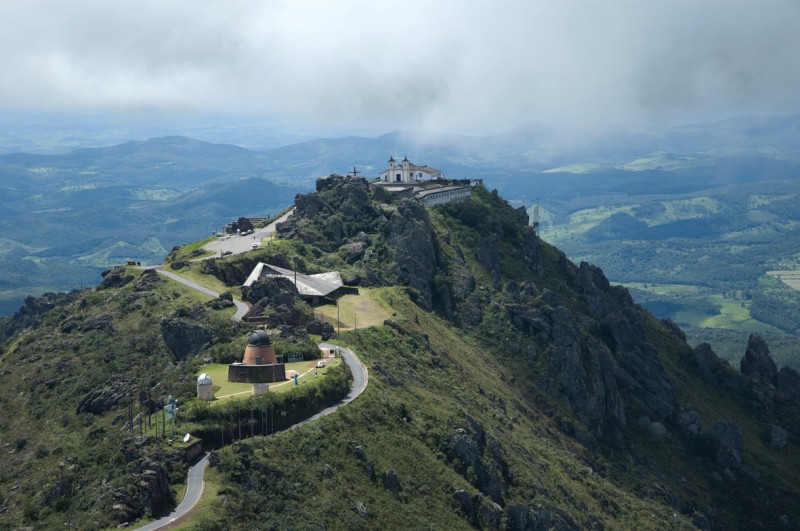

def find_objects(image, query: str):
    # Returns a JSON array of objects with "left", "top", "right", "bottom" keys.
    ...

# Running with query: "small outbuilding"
[{"left": 197, "top": 373, "right": 214, "bottom": 401}]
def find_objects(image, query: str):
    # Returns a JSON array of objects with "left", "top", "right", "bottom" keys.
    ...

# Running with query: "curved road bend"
[
  {"left": 138, "top": 273, "right": 368, "bottom": 530},
  {"left": 154, "top": 269, "right": 249, "bottom": 321},
  {"left": 137, "top": 350, "right": 367, "bottom": 530},
  {"left": 137, "top": 455, "right": 209, "bottom": 531},
  {"left": 291, "top": 345, "right": 368, "bottom": 430}
]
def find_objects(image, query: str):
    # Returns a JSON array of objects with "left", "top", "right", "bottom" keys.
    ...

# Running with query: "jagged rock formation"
[
  {"left": 741, "top": 334, "right": 779, "bottom": 386},
  {"left": 99, "top": 266, "right": 135, "bottom": 289},
  {"left": 384, "top": 199, "right": 438, "bottom": 309},
  {"left": 160, "top": 316, "right": 212, "bottom": 361}
]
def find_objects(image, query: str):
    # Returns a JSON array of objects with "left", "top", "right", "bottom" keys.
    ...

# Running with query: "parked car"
[
  {"left": 251, "top": 243, "right": 259, "bottom": 250},
  {"left": 221, "top": 250, "right": 233, "bottom": 256},
  {"left": 316, "top": 360, "right": 326, "bottom": 368}
]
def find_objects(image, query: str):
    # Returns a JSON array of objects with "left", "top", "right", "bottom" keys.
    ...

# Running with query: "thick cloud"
[{"left": 0, "top": 0, "right": 798, "bottom": 135}]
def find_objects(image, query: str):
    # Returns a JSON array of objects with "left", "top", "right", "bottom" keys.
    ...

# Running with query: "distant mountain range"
[{"left": 2, "top": 114, "right": 800, "bottom": 316}]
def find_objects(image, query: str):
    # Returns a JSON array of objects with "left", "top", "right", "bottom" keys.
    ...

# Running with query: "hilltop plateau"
[{"left": 1, "top": 175, "right": 799, "bottom": 529}]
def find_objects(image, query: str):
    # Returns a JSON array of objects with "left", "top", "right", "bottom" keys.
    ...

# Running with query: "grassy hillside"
[{"left": 190, "top": 178, "right": 800, "bottom": 530}]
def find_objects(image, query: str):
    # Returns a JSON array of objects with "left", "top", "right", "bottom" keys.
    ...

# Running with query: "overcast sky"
[{"left": 1, "top": 0, "right": 798, "bottom": 138}]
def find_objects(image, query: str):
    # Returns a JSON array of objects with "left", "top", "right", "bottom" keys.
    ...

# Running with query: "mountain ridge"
[{"left": 1, "top": 176, "right": 800, "bottom": 528}]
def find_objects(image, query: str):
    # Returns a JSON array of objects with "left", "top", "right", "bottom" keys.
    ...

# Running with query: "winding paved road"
[
  {"left": 154, "top": 269, "right": 249, "bottom": 321},
  {"left": 137, "top": 270, "right": 368, "bottom": 530}
]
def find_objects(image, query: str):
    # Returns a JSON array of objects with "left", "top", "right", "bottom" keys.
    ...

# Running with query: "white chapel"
[{"left": 378, "top": 156, "right": 444, "bottom": 183}]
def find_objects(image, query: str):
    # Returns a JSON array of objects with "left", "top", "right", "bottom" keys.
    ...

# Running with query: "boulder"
[
  {"left": 99, "top": 266, "right": 135, "bottom": 289},
  {"left": 242, "top": 276, "right": 298, "bottom": 306},
  {"left": 674, "top": 404, "right": 701, "bottom": 436},
  {"left": 137, "top": 458, "right": 172, "bottom": 516},
  {"left": 381, "top": 469, "right": 400, "bottom": 494},
  {"left": 481, "top": 500, "right": 502, "bottom": 529},
  {"left": 208, "top": 451, "right": 220, "bottom": 466},
  {"left": 305, "top": 318, "right": 335, "bottom": 340},
  {"left": 709, "top": 419, "right": 744, "bottom": 469},
  {"left": 740, "top": 334, "right": 778, "bottom": 386},
  {"left": 709, "top": 420, "right": 744, "bottom": 453},
  {"left": 338, "top": 241, "right": 368, "bottom": 264},
  {"left": 453, "top": 489, "right": 474, "bottom": 518},
  {"left": 160, "top": 318, "right": 212, "bottom": 361},
  {"left": 770, "top": 425, "right": 788, "bottom": 449},
  {"left": 353, "top": 501, "right": 369, "bottom": 520},
  {"left": 776, "top": 366, "right": 800, "bottom": 406}
]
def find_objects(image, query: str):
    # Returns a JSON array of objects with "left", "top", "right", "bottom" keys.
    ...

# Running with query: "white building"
[
  {"left": 197, "top": 373, "right": 214, "bottom": 401},
  {"left": 379, "top": 156, "right": 443, "bottom": 183}
]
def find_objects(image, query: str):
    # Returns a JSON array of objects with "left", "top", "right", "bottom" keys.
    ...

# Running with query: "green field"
[
  {"left": 768, "top": 270, "right": 800, "bottom": 291},
  {"left": 314, "top": 287, "right": 392, "bottom": 330},
  {"left": 622, "top": 282, "right": 781, "bottom": 333}
]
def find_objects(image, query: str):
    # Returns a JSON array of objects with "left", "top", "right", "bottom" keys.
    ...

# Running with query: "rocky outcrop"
[
  {"left": 601, "top": 310, "right": 675, "bottom": 420},
  {"left": 76, "top": 376, "right": 135, "bottom": 415},
  {"left": 447, "top": 416, "right": 509, "bottom": 505},
  {"left": 244, "top": 276, "right": 314, "bottom": 331},
  {"left": 160, "top": 317, "right": 212, "bottom": 361},
  {"left": 338, "top": 240, "right": 368, "bottom": 264},
  {"left": 385, "top": 199, "right": 438, "bottom": 310},
  {"left": 741, "top": 334, "right": 778, "bottom": 386},
  {"left": 477, "top": 234, "right": 502, "bottom": 289},
  {"left": 506, "top": 260, "right": 679, "bottom": 441},
  {"left": 2, "top": 291, "right": 80, "bottom": 341},
  {"left": 278, "top": 176, "right": 385, "bottom": 252},
  {"left": 137, "top": 458, "right": 172, "bottom": 516},
  {"left": 506, "top": 292, "right": 627, "bottom": 436},
  {"left": 305, "top": 318, "right": 334, "bottom": 340},
  {"left": 242, "top": 275, "right": 298, "bottom": 306},
  {"left": 504, "top": 503, "right": 582, "bottom": 531},
  {"left": 134, "top": 269, "right": 161, "bottom": 291},
  {"left": 692, "top": 343, "right": 747, "bottom": 392},
  {"left": 569, "top": 262, "right": 676, "bottom": 421},
  {"left": 776, "top": 366, "right": 800, "bottom": 406},
  {"left": 61, "top": 313, "right": 115, "bottom": 334},
  {"left": 770, "top": 424, "right": 788, "bottom": 449},
  {"left": 709, "top": 419, "right": 744, "bottom": 470},
  {"left": 99, "top": 266, "right": 134, "bottom": 289}
]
